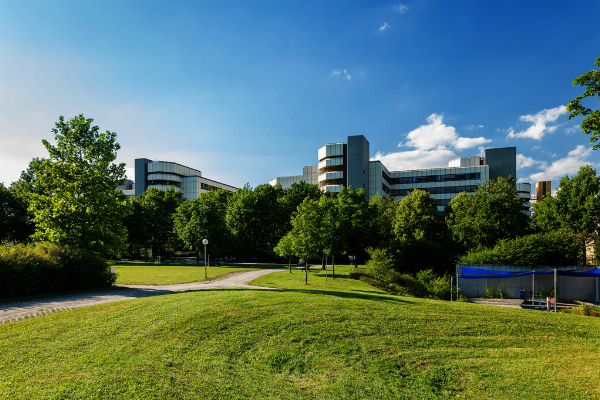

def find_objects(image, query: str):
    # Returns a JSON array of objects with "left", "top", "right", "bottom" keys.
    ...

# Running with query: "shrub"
[
  {"left": 539, "top": 287, "right": 560, "bottom": 301},
  {"left": 459, "top": 231, "right": 580, "bottom": 267},
  {"left": 0, "top": 242, "right": 116, "bottom": 298}
]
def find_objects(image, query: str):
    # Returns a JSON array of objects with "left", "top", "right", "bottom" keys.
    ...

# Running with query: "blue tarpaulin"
[{"left": 459, "top": 266, "right": 600, "bottom": 279}]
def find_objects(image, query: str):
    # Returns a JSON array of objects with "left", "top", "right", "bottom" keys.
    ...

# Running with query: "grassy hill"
[{"left": 1, "top": 266, "right": 599, "bottom": 399}]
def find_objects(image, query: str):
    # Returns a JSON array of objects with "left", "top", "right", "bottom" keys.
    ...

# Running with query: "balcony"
[
  {"left": 318, "top": 157, "right": 344, "bottom": 172},
  {"left": 317, "top": 171, "right": 344, "bottom": 184}
]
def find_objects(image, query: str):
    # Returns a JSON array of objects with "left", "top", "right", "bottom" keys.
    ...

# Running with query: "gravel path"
[{"left": 0, "top": 268, "right": 286, "bottom": 324}]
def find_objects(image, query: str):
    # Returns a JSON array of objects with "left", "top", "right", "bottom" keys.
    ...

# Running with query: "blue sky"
[{"left": 1, "top": 0, "right": 599, "bottom": 194}]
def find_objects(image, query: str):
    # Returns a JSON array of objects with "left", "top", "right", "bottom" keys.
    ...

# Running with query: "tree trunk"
[
  {"left": 289, "top": 256, "right": 291, "bottom": 273},
  {"left": 322, "top": 254, "right": 326, "bottom": 270},
  {"left": 332, "top": 256, "right": 335, "bottom": 279},
  {"left": 196, "top": 249, "right": 200, "bottom": 264},
  {"left": 305, "top": 262, "right": 308, "bottom": 284}
]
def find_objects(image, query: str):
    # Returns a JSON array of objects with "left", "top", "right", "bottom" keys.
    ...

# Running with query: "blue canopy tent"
[{"left": 456, "top": 266, "right": 600, "bottom": 308}]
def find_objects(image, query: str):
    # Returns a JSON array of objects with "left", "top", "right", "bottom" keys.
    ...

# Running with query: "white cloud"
[
  {"left": 371, "top": 149, "right": 457, "bottom": 171},
  {"left": 463, "top": 124, "right": 484, "bottom": 130},
  {"left": 528, "top": 145, "right": 594, "bottom": 182},
  {"left": 370, "top": 113, "right": 492, "bottom": 171},
  {"left": 516, "top": 154, "right": 547, "bottom": 170},
  {"left": 506, "top": 105, "right": 567, "bottom": 140},
  {"left": 331, "top": 69, "right": 353, "bottom": 82},
  {"left": 455, "top": 137, "right": 491, "bottom": 150},
  {"left": 393, "top": 4, "right": 409, "bottom": 13},
  {"left": 379, "top": 22, "right": 390, "bottom": 31},
  {"left": 403, "top": 113, "right": 491, "bottom": 150},
  {"left": 565, "top": 125, "right": 580, "bottom": 134}
]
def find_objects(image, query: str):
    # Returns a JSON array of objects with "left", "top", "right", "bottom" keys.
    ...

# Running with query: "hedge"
[{"left": 0, "top": 242, "right": 116, "bottom": 298}]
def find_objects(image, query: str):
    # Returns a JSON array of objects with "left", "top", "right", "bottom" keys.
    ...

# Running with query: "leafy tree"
[
  {"left": 227, "top": 184, "right": 286, "bottom": 261},
  {"left": 28, "top": 115, "right": 129, "bottom": 257},
  {"left": 122, "top": 199, "right": 148, "bottom": 259},
  {"left": 445, "top": 177, "right": 529, "bottom": 252},
  {"left": 394, "top": 189, "right": 441, "bottom": 242},
  {"left": 174, "top": 189, "right": 232, "bottom": 263},
  {"left": 283, "top": 181, "right": 321, "bottom": 216},
  {"left": 0, "top": 183, "right": 32, "bottom": 242},
  {"left": 369, "top": 194, "right": 399, "bottom": 248},
  {"left": 567, "top": 57, "right": 600, "bottom": 149},
  {"left": 137, "top": 187, "right": 184, "bottom": 257},
  {"left": 531, "top": 165, "right": 600, "bottom": 263},
  {"left": 274, "top": 231, "right": 296, "bottom": 273},
  {"left": 336, "top": 186, "right": 375, "bottom": 265},
  {"left": 286, "top": 197, "right": 324, "bottom": 284}
]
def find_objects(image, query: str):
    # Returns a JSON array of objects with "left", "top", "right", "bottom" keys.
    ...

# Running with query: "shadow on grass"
[{"left": 179, "top": 287, "right": 409, "bottom": 304}]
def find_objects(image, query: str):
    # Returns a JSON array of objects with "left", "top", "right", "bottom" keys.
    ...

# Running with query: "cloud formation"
[
  {"left": 370, "top": 113, "right": 492, "bottom": 171},
  {"left": 403, "top": 113, "right": 491, "bottom": 150},
  {"left": 506, "top": 105, "right": 567, "bottom": 140},
  {"left": 528, "top": 145, "right": 594, "bottom": 182},
  {"left": 372, "top": 149, "right": 458, "bottom": 172},
  {"left": 331, "top": 69, "right": 353, "bottom": 82},
  {"left": 393, "top": 4, "right": 409, "bottom": 13},
  {"left": 463, "top": 124, "right": 484, "bottom": 130},
  {"left": 379, "top": 22, "right": 390, "bottom": 31},
  {"left": 565, "top": 125, "right": 580, "bottom": 134},
  {"left": 516, "top": 154, "right": 547, "bottom": 170}
]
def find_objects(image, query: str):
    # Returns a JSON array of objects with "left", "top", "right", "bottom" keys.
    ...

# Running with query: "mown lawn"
[
  {"left": 1, "top": 266, "right": 599, "bottom": 399},
  {"left": 114, "top": 261, "right": 286, "bottom": 285}
]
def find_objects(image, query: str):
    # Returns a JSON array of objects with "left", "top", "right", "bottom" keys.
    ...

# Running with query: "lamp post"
[{"left": 202, "top": 238, "right": 208, "bottom": 279}]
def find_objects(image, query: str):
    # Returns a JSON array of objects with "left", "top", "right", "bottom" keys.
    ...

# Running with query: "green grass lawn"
[
  {"left": 114, "top": 261, "right": 287, "bottom": 285},
  {"left": 2, "top": 265, "right": 600, "bottom": 399}
]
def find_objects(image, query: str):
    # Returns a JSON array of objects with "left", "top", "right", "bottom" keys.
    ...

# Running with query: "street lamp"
[{"left": 202, "top": 238, "right": 208, "bottom": 279}]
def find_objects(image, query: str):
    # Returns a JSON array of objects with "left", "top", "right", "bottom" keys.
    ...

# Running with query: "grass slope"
[
  {"left": 1, "top": 266, "right": 599, "bottom": 399},
  {"left": 114, "top": 261, "right": 285, "bottom": 285}
]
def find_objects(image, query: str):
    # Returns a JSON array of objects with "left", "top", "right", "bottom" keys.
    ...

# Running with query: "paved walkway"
[
  {"left": 468, "top": 298, "right": 589, "bottom": 310},
  {"left": 0, "top": 268, "right": 286, "bottom": 324}
]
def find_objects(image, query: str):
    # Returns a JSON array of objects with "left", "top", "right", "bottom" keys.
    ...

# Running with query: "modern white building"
[
  {"left": 118, "top": 158, "right": 238, "bottom": 199},
  {"left": 270, "top": 135, "right": 531, "bottom": 213}
]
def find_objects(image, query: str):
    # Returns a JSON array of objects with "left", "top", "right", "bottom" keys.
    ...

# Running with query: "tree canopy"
[
  {"left": 394, "top": 189, "right": 441, "bottom": 242},
  {"left": 445, "top": 177, "right": 529, "bottom": 252},
  {"left": 567, "top": 57, "right": 600, "bottom": 149},
  {"left": 28, "top": 115, "right": 129, "bottom": 256},
  {"left": 174, "top": 189, "right": 232, "bottom": 262},
  {"left": 531, "top": 165, "right": 600, "bottom": 263}
]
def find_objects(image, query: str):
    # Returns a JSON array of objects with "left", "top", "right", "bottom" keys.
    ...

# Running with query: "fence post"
[{"left": 554, "top": 268, "right": 557, "bottom": 313}]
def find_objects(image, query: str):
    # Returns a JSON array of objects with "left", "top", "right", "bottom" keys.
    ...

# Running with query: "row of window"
[
  {"left": 391, "top": 185, "right": 479, "bottom": 197},
  {"left": 383, "top": 171, "right": 481, "bottom": 185}
]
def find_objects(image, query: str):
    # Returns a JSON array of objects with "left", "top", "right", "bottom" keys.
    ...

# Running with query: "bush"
[
  {"left": 459, "top": 232, "right": 580, "bottom": 267},
  {"left": 364, "top": 249, "right": 454, "bottom": 300},
  {"left": 0, "top": 242, "right": 116, "bottom": 298}
]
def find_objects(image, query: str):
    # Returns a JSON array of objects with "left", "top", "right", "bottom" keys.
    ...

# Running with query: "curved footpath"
[{"left": 0, "top": 268, "right": 287, "bottom": 324}]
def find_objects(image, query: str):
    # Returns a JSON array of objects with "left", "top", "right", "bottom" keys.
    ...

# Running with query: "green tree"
[
  {"left": 287, "top": 197, "right": 324, "bottom": 284},
  {"left": 274, "top": 231, "right": 297, "bottom": 273},
  {"left": 531, "top": 165, "right": 600, "bottom": 263},
  {"left": 335, "top": 186, "right": 375, "bottom": 265},
  {"left": 227, "top": 184, "right": 286, "bottom": 261},
  {"left": 567, "top": 57, "right": 600, "bottom": 149},
  {"left": 394, "top": 189, "right": 441, "bottom": 242},
  {"left": 0, "top": 183, "right": 32, "bottom": 242},
  {"left": 446, "top": 177, "right": 529, "bottom": 252},
  {"left": 174, "top": 189, "right": 232, "bottom": 263},
  {"left": 369, "top": 194, "right": 399, "bottom": 248},
  {"left": 28, "top": 115, "right": 129, "bottom": 256},
  {"left": 122, "top": 199, "right": 149, "bottom": 259},
  {"left": 137, "top": 187, "right": 185, "bottom": 257}
]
